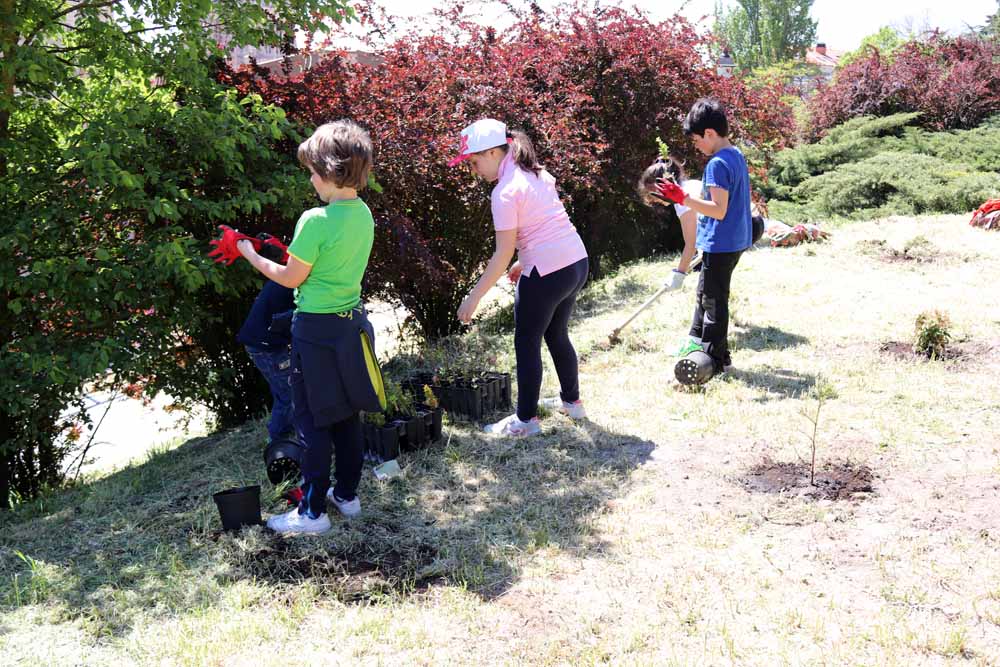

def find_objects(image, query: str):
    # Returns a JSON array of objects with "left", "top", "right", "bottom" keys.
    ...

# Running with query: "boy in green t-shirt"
[{"left": 238, "top": 120, "right": 383, "bottom": 535}]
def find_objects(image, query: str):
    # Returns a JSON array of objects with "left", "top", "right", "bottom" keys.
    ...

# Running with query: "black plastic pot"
[
  {"left": 405, "top": 371, "right": 511, "bottom": 420},
  {"left": 485, "top": 372, "right": 512, "bottom": 412},
  {"left": 213, "top": 485, "right": 262, "bottom": 532},
  {"left": 482, "top": 377, "right": 498, "bottom": 414},
  {"left": 399, "top": 413, "right": 427, "bottom": 451},
  {"left": 363, "top": 420, "right": 402, "bottom": 463},
  {"left": 674, "top": 350, "right": 716, "bottom": 386},
  {"left": 457, "top": 381, "right": 486, "bottom": 420},
  {"left": 487, "top": 372, "right": 512, "bottom": 410},
  {"left": 420, "top": 405, "right": 443, "bottom": 442},
  {"left": 263, "top": 437, "right": 304, "bottom": 485},
  {"left": 436, "top": 384, "right": 456, "bottom": 412}
]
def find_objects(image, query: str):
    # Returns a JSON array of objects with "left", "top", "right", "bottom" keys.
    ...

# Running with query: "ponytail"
[
  {"left": 505, "top": 129, "right": 542, "bottom": 176},
  {"left": 637, "top": 155, "right": 686, "bottom": 208}
]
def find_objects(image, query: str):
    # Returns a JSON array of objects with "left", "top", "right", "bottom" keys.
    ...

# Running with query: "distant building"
[
  {"left": 804, "top": 43, "right": 843, "bottom": 80},
  {"left": 211, "top": 19, "right": 383, "bottom": 76},
  {"left": 252, "top": 49, "right": 383, "bottom": 76},
  {"left": 784, "top": 42, "right": 845, "bottom": 94}
]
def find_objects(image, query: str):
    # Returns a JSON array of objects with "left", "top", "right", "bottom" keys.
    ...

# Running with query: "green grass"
[{"left": 2, "top": 215, "right": 1000, "bottom": 666}]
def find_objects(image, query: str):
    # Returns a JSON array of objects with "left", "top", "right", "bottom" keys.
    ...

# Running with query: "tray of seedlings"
[
  {"left": 363, "top": 381, "right": 443, "bottom": 464},
  {"left": 402, "top": 369, "right": 511, "bottom": 421}
]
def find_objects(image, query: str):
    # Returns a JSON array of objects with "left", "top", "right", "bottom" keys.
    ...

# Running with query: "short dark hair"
[
  {"left": 683, "top": 98, "right": 729, "bottom": 137},
  {"left": 297, "top": 119, "right": 373, "bottom": 190}
]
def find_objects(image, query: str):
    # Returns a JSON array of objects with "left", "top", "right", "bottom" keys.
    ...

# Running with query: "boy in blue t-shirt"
[{"left": 674, "top": 98, "right": 753, "bottom": 373}]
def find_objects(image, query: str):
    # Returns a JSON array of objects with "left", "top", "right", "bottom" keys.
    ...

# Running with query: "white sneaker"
[
  {"left": 538, "top": 397, "right": 586, "bottom": 419},
  {"left": 326, "top": 488, "right": 361, "bottom": 518},
  {"left": 266, "top": 507, "right": 331, "bottom": 534},
  {"left": 484, "top": 414, "right": 541, "bottom": 437}
]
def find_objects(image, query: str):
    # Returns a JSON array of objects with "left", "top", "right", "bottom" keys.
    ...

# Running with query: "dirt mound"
[
  {"left": 879, "top": 339, "right": 998, "bottom": 363},
  {"left": 739, "top": 457, "right": 876, "bottom": 501}
]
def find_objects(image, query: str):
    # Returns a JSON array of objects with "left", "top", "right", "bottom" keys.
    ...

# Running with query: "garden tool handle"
[
  {"left": 608, "top": 252, "right": 702, "bottom": 343},
  {"left": 611, "top": 285, "right": 672, "bottom": 340}
]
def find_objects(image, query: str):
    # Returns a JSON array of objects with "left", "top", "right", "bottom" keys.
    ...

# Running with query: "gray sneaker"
[{"left": 326, "top": 488, "right": 361, "bottom": 518}]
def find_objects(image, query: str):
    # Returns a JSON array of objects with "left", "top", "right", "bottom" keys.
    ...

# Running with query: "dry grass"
[{"left": 2, "top": 215, "right": 1000, "bottom": 666}]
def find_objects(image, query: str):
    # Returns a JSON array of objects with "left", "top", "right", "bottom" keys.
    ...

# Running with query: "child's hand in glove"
[
  {"left": 208, "top": 225, "right": 261, "bottom": 265},
  {"left": 654, "top": 179, "right": 687, "bottom": 205},
  {"left": 663, "top": 269, "right": 686, "bottom": 291},
  {"left": 256, "top": 233, "right": 289, "bottom": 264}
]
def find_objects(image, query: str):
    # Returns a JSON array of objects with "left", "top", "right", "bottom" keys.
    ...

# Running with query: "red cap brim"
[{"left": 447, "top": 153, "right": 471, "bottom": 168}]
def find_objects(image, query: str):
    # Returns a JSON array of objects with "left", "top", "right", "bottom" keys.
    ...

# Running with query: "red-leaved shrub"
[
  {"left": 221, "top": 2, "right": 792, "bottom": 336},
  {"left": 808, "top": 34, "right": 1000, "bottom": 139}
]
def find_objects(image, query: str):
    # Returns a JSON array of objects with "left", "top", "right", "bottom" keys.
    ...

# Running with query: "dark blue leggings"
[
  {"left": 290, "top": 345, "right": 363, "bottom": 519},
  {"left": 514, "top": 257, "right": 589, "bottom": 421}
]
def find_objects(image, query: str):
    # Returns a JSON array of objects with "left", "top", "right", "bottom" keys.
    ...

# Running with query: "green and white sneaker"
[{"left": 675, "top": 338, "right": 705, "bottom": 357}]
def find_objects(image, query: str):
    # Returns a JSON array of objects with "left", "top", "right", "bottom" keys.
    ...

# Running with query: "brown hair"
[
  {"left": 476, "top": 128, "right": 543, "bottom": 176},
  {"left": 297, "top": 119, "right": 373, "bottom": 190},
  {"left": 636, "top": 154, "right": 686, "bottom": 207},
  {"left": 504, "top": 129, "right": 542, "bottom": 175}
]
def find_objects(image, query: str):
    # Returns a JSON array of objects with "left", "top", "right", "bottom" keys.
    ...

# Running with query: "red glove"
[
  {"left": 654, "top": 179, "right": 686, "bottom": 205},
  {"left": 284, "top": 486, "right": 304, "bottom": 506},
  {"left": 207, "top": 225, "right": 261, "bottom": 265},
  {"left": 256, "top": 233, "right": 289, "bottom": 264}
]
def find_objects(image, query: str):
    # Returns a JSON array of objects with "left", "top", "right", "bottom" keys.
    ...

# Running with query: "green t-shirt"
[{"left": 287, "top": 198, "right": 375, "bottom": 314}]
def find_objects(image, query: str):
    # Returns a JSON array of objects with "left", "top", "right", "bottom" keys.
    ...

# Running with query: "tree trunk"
[
  {"left": 0, "top": 414, "right": 12, "bottom": 509},
  {"left": 0, "top": 0, "right": 16, "bottom": 178}
]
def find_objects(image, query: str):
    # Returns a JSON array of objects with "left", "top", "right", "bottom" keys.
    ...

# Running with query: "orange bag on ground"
[{"left": 970, "top": 199, "right": 1000, "bottom": 231}]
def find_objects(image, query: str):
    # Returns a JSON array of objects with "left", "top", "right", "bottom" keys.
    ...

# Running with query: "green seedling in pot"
[{"left": 422, "top": 384, "right": 439, "bottom": 409}]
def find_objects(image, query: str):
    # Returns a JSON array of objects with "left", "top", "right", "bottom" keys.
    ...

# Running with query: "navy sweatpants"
[
  {"left": 289, "top": 344, "right": 363, "bottom": 519},
  {"left": 513, "top": 257, "right": 589, "bottom": 421}
]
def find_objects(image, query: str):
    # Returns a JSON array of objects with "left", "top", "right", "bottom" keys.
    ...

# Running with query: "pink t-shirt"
[{"left": 491, "top": 152, "right": 588, "bottom": 277}]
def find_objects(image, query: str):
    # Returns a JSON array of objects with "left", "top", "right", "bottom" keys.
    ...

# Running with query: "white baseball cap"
[{"left": 447, "top": 118, "right": 509, "bottom": 167}]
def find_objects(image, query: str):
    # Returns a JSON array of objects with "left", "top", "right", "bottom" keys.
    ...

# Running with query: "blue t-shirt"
[
  {"left": 237, "top": 280, "right": 295, "bottom": 350},
  {"left": 697, "top": 146, "right": 752, "bottom": 253}
]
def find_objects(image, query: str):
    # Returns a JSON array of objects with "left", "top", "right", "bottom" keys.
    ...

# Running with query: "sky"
[{"left": 359, "top": 0, "right": 997, "bottom": 51}]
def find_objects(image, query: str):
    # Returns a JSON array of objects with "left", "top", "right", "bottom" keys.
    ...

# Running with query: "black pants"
[
  {"left": 689, "top": 250, "right": 742, "bottom": 371},
  {"left": 290, "top": 345, "right": 363, "bottom": 519},
  {"left": 514, "top": 257, "right": 589, "bottom": 421}
]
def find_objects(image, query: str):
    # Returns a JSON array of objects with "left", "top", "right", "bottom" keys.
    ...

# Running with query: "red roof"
[{"left": 805, "top": 46, "right": 844, "bottom": 68}]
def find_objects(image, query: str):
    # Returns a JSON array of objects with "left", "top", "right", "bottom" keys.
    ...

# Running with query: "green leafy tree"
[
  {"left": 838, "top": 26, "right": 904, "bottom": 68},
  {"left": 982, "top": 1, "right": 1000, "bottom": 40},
  {"left": 0, "top": 0, "right": 352, "bottom": 507},
  {"left": 715, "top": 0, "right": 818, "bottom": 71}
]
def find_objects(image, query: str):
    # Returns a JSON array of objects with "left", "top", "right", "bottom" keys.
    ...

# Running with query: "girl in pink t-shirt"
[{"left": 449, "top": 119, "right": 589, "bottom": 437}]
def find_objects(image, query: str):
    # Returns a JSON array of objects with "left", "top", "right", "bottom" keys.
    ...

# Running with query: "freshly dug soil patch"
[
  {"left": 739, "top": 457, "right": 876, "bottom": 501},
  {"left": 857, "top": 238, "right": 941, "bottom": 264},
  {"left": 879, "top": 340, "right": 997, "bottom": 363}
]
